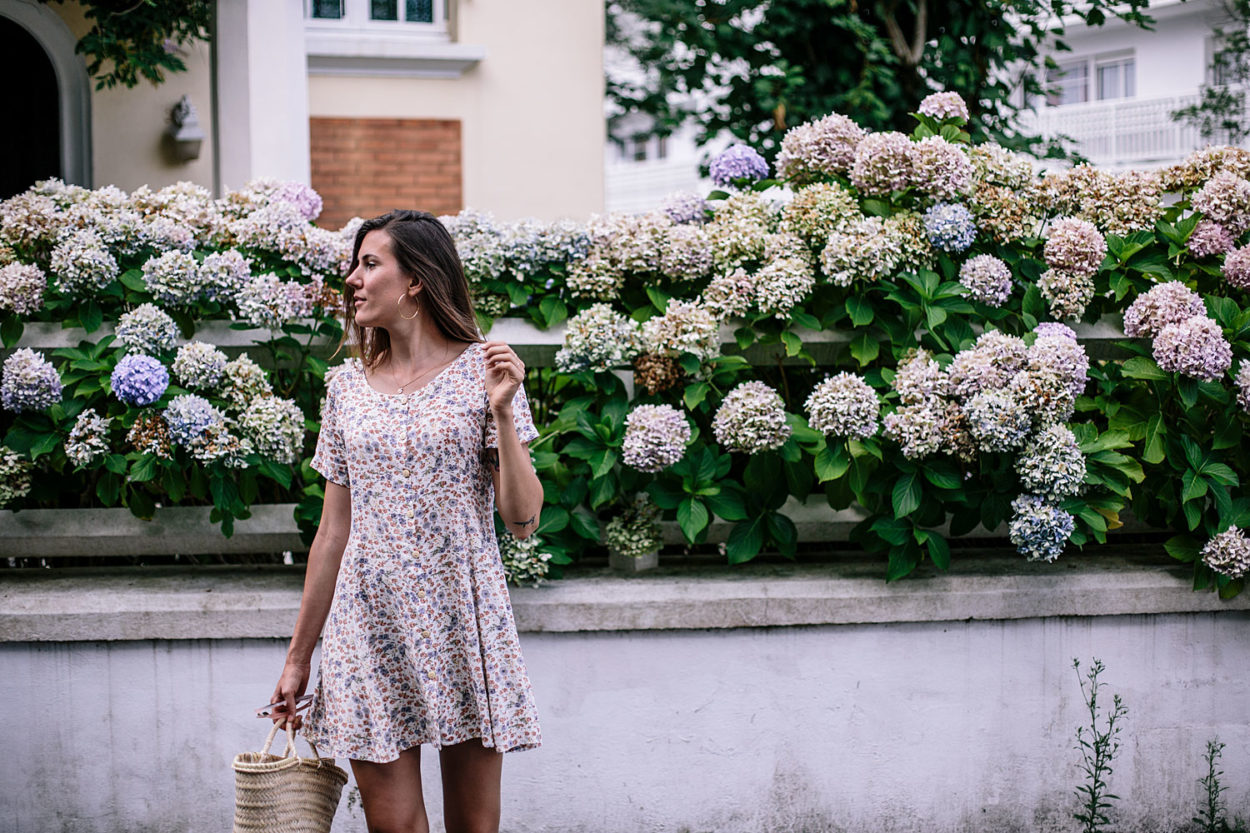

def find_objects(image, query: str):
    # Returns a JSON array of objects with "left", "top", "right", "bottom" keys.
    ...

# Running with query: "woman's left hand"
[{"left": 484, "top": 340, "right": 525, "bottom": 412}]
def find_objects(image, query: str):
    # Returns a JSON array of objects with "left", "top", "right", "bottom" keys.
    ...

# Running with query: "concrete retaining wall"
[{"left": 2, "top": 556, "right": 1248, "bottom": 832}]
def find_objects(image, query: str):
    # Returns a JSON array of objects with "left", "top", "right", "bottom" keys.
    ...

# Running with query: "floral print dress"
[{"left": 302, "top": 340, "right": 542, "bottom": 762}]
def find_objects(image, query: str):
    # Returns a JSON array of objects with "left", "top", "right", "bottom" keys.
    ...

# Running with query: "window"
[
  {"left": 306, "top": 0, "right": 444, "bottom": 31},
  {"left": 310, "top": 0, "right": 343, "bottom": 18},
  {"left": 1045, "top": 52, "right": 1135, "bottom": 106},
  {"left": 1046, "top": 60, "right": 1088, "bottom": 106},
  {"left": 1096, "top": 55, "right": 1135, "bottom": 100}
]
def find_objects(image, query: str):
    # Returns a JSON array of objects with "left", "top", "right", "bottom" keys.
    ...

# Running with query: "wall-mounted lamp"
[{"left": 166, "top": 95, "right": 205, "bottom": 162}]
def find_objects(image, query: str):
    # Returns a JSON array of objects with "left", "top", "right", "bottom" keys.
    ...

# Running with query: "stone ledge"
[{"left": 2, "top": 549, "right": 1246, "bottom": 642}]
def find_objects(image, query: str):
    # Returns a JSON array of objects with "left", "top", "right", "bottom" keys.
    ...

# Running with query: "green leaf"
[
  {"left": 846, "top": 296, "right": 874, "bottom": 327},
  {"left": 1142, "top": 415, "right": 1166, "bottom": 464},
  {"left": 814, "top": 442, "right": 850, "bottom": 483},
  {"left": 766, "top": 512, "right": 798, "bottom": 559},
  {"left": 725, "top": 516, "right": 765, "bottom": 563},
  {"left": 705, "top": 488, "right": 747, "bottom": 521},
  {"left": 646, "top": 480, "right": 683, "bottom": 511},
  {"left": 539, "top": 296, "right": 567, "bottom": 327},
  {"left": 683, "top": 382, "right": 710, "bottom": 411},
  {"left": 126, "top": 486, "right": 156, "bottom": 520},
  {"left": 1182, "top": 469, "right": 1209, "bottom": 503},
  {"left": 892, "top": 471, "right": 921, "bottom": 518},
  {"left": 645, "top": 286, "right": 671, "bottom": 312},
  {"left": 849, "top": 333, "right": 879, "bottom": 366},
  {"left": 922, "top": 463, "right": 961, "bottom": 490},
  {"left": 162, "top": 466, "right": 185, "bottom": 504},
  {"left": 1120, "top": 356, "right": 1167, "bottom": 381},
  {"left": 886, "top": 546, "right": 920, "bottom": 582},
  {"left": 119, "top": 269, "right": 146, "bottom": 291},
  {"left": 588, "top": 475, "right": 615, "bottom": 509},
  {"left": 536, "top": 505, "right": 569, "bottom": 534},
  {"left": 591, "top": 448, "right": 618, "bottom": 480},
  {"left": 80, "top": 300, "right": 104, "bottom": 333},
  {"left": 0, "top": 316, "right": 23, "bottom": 348},
  {"left": 1164, "top": 534, "right": 1201, "bottom": 562},
  {"left": 925, "top": 533, "right": 951, "bottom": 570},
  {"left": 781, "top": 330, "right": 804, "bottom": 358},
  {"left": 570, "top": 506, "right": 599, "bottom": 540},
  {"left": 258, "top": 459, "right": 293, "bottom": 489}
]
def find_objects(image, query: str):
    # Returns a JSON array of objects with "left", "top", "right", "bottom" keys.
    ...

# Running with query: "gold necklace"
[{"left": 386, "top": 345, "right": 453, "bottom": 393}]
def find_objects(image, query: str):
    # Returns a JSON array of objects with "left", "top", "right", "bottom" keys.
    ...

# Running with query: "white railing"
[
  {"left": 1017, "top": 92, "right": 1233, "bottom": 168},
  {"left": 605, "top": 155, "right": 707, "bottom": 214}
]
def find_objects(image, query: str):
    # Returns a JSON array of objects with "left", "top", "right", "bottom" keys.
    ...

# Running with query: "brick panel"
[{"left": 310, "top": 118, "right": 463, "bottom": 231}]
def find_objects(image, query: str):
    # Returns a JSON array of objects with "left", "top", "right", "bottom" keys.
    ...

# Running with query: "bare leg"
[
  {"left": 439, "top": 739, "right": 503, "bottom": 833},
  {"left": 351, "top": 745, "right": 429, "bottom": 833}
]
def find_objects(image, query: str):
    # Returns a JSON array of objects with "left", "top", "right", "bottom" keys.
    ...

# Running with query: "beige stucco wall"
[
  {"left": 307, "top": 0, "right": 606, "bottom": 222},
  {"left": 51, "top": 2, "right": 216, "bottom": 192}
]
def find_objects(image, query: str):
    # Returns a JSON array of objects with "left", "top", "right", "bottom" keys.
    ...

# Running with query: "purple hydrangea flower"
[
  {"left": 622, "top": 404, "right": 692, "bottom": 472},
  {"left": 917, "top": 92, "right": 970, "bottom": 122},
  {"left": 272, "top": 181, "right": 323, "bottom": 222},
  {"left": 1189, "top": 220, "right": 1235, "bottom": 257},
  {"left": 1153, "top": 315, "right": 1233, "bottom": 381},
  {"left": 1237, "top": 362, "right": 1250, "bottom": 414},
  {"left": 1028, "top": 332, "right": 1090, "bottom": 399},
  {"left": 958, "top": 254, "right": 1012, "bottom": 307},
  {"left": 923, "top": 202, "right": 977, "bottom": 252},
  {"left": 1043, "top": 217, "right": 1107, "bottom": 278},
  {"left": 1034, "top": 322, "right": 1077, "bottom": 341},
  {"left": 661, "top": 192, "right": 709, "bottom": 225},
  {"left": 1, "top": 348, "right": 62, "bottom": 412},
  {"left": 805, "top": 372, "right": 880, "bottom": 440},
  {"left": 110, "top": 354, "right": 170, "bottom": 407},
  {"left": 1123, "top": 281, "right": 1207, "bottom": 339},
  {"left": 709, "top": 144, "right": 770, "bottom": 188},
  {"left": 1223, "top": 244, "right": 1250, "bottom": 290}
]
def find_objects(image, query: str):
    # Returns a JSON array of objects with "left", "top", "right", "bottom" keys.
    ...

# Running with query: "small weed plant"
[
  {"left": 1194, "top": 738, "right": 1248, "bottom": 833},
  {"left": 1073, "top": 658, "right": 1129, "bottom": 833}
]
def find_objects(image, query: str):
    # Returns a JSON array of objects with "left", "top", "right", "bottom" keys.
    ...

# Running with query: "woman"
[{"left": 271, "top": 209, "right": 544, "bottom": 833}]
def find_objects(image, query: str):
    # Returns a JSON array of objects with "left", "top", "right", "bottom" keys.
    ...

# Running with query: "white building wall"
[
  {"left": 2, "top": 613, "right": 1248, "bottom": 833},
  {"left": 307, "top": 0, "right": 605, "bottom": 222}
]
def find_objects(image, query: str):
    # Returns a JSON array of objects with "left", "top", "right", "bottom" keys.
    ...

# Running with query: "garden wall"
[{"left": 2, "top": 556, "right": 1248, "bottom": 833}]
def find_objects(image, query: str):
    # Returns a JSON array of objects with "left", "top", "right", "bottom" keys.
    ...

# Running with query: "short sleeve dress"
[{"left": 302, "top": 340, "right": 542, "bottom": 763}]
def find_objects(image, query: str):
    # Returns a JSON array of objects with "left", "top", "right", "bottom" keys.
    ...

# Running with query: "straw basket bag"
[{"left": 232, "top": 721, "right": 349, "bottom": 833}]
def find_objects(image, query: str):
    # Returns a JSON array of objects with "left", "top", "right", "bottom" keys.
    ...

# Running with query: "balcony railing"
[{"left": 1017, "top": 92, "right": 1238, "bottom": 168}]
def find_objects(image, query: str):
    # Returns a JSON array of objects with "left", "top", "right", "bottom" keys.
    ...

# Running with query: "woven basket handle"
[{"left": 259, "top": 719, "right": 329, "bottom": 767}]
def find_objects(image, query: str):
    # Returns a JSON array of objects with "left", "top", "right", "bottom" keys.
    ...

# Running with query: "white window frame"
[
  {"left": 304, "top": 0, "right": 486, "bottom": 78},
  {"left": 1094, "top": 51, "right": 1135, "bottom": 101},
  {"left": 1045, "top": 58, "right": 1089, "bottom": 107},
  {"left": 1044, "top": 49, "right": 1136, "bottom": 107},
  {"left": 305, "top": 0, "right": 447, "bottom": 38}
]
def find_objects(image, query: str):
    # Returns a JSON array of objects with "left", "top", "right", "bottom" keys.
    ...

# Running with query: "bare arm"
[
  {"left": 270, "top": 480, "right": 351, "bottom": 725},
  {"left": 485, "top": 404, "right": 543, "bottom": 539}
]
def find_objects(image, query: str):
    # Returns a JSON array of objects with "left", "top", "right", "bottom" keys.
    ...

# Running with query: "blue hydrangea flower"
[
  {"left": 163, "top": 394, "right": 222, "bottom": 446},
  {"left": 709, "top": 144, "right": 770, "bottom": 188},
  {"left": 923, "top": 202, "right": 977, "bottom": 253},
  {"left": 1009, "top": 494, "right": 1075, "bottom": 562},
  {"left": 110, "top": 354, "right": 170, "bottom": 407}
]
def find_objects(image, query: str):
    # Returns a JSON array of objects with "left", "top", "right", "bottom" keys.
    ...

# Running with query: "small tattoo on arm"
[
  {"left": 484, "top": 449, "right": 500, "bottom": 471},
  {"left": 513, "top": 515, "right": 536, "bottom": 529}
]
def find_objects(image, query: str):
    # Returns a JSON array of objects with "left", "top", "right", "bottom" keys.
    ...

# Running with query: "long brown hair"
[{"left": 331, "top": 210, "right": 482, "bottom": 369}]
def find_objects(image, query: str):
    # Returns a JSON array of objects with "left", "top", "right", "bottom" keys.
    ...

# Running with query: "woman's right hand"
[{"left": 270, "top": 659, "right": 312, "bottom": 729}]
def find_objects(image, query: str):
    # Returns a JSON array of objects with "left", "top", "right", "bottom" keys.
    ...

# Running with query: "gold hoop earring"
[{"left": 397, "top": 292, "right": 420, "bottom": 320}]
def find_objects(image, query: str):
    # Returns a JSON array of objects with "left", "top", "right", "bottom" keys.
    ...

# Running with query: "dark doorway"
[{"left": 0, "top": 16, "right": 61, "bottom": 199}]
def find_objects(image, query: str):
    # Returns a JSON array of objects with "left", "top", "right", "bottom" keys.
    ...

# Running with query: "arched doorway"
[
  {"left": 0, "top": 1, "right": 91, "bottom": 196},
  {"left": 0, "top": 15, "right": 60, "bottom": 198}
]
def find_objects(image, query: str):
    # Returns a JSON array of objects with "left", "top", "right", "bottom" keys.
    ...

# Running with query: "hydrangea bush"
[
  {"left": 0, "top": 178, "right": 351, "bottom": 536},
  {"left": 5, "top": 95, "right": 1250, "bottom": 597}
]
